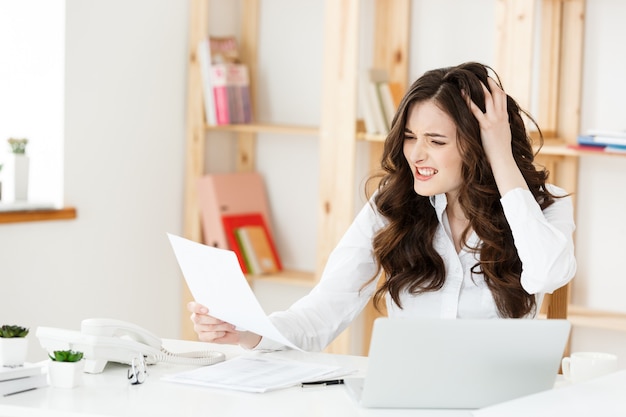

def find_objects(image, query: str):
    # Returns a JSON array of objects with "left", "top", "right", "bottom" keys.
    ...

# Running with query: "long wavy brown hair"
[{"left": 367, "top": 62, "right": 559, "bottom": 318}]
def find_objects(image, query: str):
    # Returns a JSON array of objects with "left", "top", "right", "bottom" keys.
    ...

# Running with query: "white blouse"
[{"left": 255, "top": 186, "right": 576, "bottom": 351}]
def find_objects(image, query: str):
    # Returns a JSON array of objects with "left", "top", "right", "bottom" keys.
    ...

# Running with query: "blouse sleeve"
[
  {"left": 500, "top": 185, "right": 576, "bottom": 294},
  {"left": 254, "top": 199, "right": 384, "bottom": 352}
]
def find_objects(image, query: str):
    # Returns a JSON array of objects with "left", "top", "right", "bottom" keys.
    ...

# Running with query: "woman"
[{"left": 187, "top": 62, "right": 576, "bottom": 351}]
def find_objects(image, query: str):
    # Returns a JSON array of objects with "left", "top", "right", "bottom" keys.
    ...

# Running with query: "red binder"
[{"left": 222, "top": 213, "right": 282, "bottom": 274}]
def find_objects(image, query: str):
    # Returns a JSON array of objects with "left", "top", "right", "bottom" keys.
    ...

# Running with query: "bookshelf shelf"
[
  {"left": 568, "top": 305, "right": 626, "bottom": 333},
  {"left": 249, "top": 269, "right": 316, "bottom": 288},
  {"left": 536, "top": 139, "right": 626, "bottom": 158},
  {"left": 357, "top": 131, "right": 386, "bottom": 143},
  {"left": 205, "top": 123, "right": 319, "bottom": 136}
]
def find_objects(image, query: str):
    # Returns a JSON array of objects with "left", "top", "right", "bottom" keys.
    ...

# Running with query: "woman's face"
[{"left": 403, "top": 100, "right": 464, "bottom": 199}]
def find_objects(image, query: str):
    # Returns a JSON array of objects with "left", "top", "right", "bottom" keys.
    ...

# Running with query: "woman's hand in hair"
[
  {"left": 467, "top": 77, "right": 529, "bottom": 195},
  {"left": 467, "top": 77, "right": 512, "bottom": 163}
]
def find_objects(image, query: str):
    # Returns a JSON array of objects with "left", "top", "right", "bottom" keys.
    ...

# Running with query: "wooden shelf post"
[
  {"left": 318, "top": 0, "right": 360, "bottom": 354},
  {"left": 362, "top": 0, "right": 411, "bottom": 355}
]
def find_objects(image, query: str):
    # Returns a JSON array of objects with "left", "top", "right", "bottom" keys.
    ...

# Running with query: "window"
[{"left": 0, "top": 0, "right": 65, "bottom": 207}]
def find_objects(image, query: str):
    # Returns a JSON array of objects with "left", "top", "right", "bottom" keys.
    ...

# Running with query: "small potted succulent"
[
  {"left": 48, "top": 350, "right": 85, "bottom": 388},
  {"left": 0, "top": 325, "right": 29, "bottom": 367},
  {"left": 2, "top": 137, "right": 30, "bottom": 202}
]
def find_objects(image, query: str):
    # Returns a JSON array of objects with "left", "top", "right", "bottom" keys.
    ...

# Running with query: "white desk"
[{"left": 0, "top": 339, "right": 473, "bottom": 417}]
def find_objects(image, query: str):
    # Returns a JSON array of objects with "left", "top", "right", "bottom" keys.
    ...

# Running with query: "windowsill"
[{"left": 0, "top": 206, "right": 77, "bottom": 224}]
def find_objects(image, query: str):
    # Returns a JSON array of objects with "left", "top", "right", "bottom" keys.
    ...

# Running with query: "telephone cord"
[{"left": 151, "top": 347, "right": 226, "bottom": 366}]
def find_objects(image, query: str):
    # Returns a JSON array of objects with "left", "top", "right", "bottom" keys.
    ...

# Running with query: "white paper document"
[
  {"left": 163, "top": 355, "right": 345, "bottom": 393},
  {"left": 167, "top": 233, "right": 300, "bottom": 350}
]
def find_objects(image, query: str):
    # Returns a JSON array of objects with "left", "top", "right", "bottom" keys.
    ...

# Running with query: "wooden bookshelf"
[{"left": 181, "top": 0, "right": 321, "bottom": 341}]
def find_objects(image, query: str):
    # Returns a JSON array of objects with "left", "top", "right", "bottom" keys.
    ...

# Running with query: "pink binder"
[{"left": 196, "top": 172, "right": 274, "bottom": 250}]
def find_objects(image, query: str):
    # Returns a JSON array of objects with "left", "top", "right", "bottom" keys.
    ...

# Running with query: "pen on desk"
[{"left": 301, "top": 379, "right": 344, "bottom": 387}]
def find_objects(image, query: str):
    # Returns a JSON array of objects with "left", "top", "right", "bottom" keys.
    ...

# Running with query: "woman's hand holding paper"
[{"left": 188, "top": 301, "right": 262, "bottom": 349}]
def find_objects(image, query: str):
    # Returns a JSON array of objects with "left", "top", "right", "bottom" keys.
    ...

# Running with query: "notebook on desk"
[{"left": 344, "top": 318, "right": 571, "bottom": 409}]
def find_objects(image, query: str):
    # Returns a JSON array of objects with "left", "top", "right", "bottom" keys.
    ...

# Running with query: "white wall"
[
  {"left": 1, "top": 0, "right": 624, "bottom": 362},
  {"left": 0, "top": 0, "right": 190, "bottom": 361}
]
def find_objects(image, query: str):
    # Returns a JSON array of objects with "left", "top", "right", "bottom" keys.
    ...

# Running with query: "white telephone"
[{"left": 36, "top": 318, "right": 225, "bottom": 373}]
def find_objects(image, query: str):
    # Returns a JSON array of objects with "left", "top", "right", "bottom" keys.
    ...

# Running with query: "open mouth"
[{"left": 416, "top": 167, "right": 438, "bottom": 177}]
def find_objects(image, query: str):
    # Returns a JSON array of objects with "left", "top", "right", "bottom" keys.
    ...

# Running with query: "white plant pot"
[
  {"left": 48, "top": 360, "right": 85, "bottom": 388},
  {"left": 0, "top": 153, "right": 29, "bottom": 202},
  {"left": 0, "top": 337, "right": 28, "bottom": 367}
]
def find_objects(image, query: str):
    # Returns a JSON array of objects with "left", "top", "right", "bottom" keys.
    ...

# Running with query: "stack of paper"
[
  {"left": 163, "top": 355, "right": 351, "bottom": 393},
  {"left": 1, "top": 361, "right": 48, "bottom": 396}
]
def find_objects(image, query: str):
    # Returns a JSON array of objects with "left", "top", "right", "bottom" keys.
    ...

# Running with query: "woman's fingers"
[
  {"left": 471, "top": 78, "right": 508, "bottom": 127},
  {"left": 187, "top": 301, "right": 208, "bottom": 314},
  {"left": 195, "top": 322, "right": 239, "bottom": 344},
  {"left": 187, "top": 300, "right": 239, "bottom": 343}
]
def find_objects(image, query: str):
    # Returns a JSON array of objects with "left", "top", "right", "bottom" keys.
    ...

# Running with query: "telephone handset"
[{"left": 36, "top": 318, "right": 225, "bottom": 374}]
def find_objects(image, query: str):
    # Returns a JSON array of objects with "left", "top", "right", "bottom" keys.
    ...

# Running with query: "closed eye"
[
  {"left": 425, "top": 133, "right": 447, "bottom": 146},
  {"left": 404, "top": 128, "right": 416, "bottom": 141}
]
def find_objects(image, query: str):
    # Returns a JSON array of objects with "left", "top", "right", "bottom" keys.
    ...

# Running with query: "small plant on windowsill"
[
  {"left": 7, "top": 138, "right": 28, "bottom": 154},
  {"left": 0, "top": 325, "right": 30, "bottom": 367},
  {"left": 2, "top": 138, "right": 30, "bottom": 202},
  {"left": 48, "top": 350, "right": 85, "bottom": 388}
]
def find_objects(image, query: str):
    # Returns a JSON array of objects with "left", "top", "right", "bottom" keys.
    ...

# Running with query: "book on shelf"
[
  {"left": 197, "top": 38, "right": 217, "bottom": 126},
  {"left": 358, "top": 68, "right": 397, "bottom": 135},
  {"left": 370, "top": 68, "right": 395, "bottom": 131},
  {"left": 576, "top": 134, "right": 626, "bottom": 154},
  {"left": 368, "top": 69, "right": 388, "bottom": 134},
  {"left": 211, "top": 64, "right": 231, "bottom": 125},
  {"left": 576, "top": 135, "right": 606, "bottom": 148},
  {"left": 578, "top": 130, "right": 626, "bottom": 148},
  {"left": 198, "top": 35, "right": 253, "bottom": 126},
  {"left": 225, "top": 64, "right": 253, "bottom": 124},
  {"left": 222, "top": 212, "right": 282, "bottom": 275},
  {"left": 359, "top": 72, "right": 380, "bottom": 135},
  {"left": 236, "top": 225, "right": 281, "bottom": 274},
  {"left": 196, "top": 172, "right": 274, "bottom": 251},
  {"left": 1, "top": 362, "right": 48, "bottom": 396}
]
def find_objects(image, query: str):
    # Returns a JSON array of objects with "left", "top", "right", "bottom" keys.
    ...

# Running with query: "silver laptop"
[{"left": 344, "top": 318, "right": 571, "bottom": 409}]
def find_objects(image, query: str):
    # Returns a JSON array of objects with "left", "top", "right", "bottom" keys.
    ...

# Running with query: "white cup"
[{"left": 561, "top": 351, "right": 619, "bottom": 383}]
